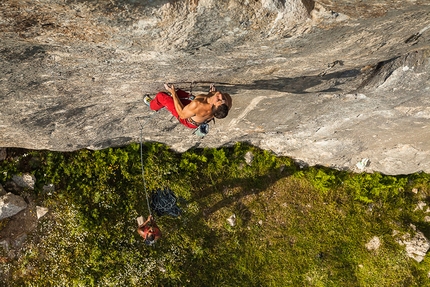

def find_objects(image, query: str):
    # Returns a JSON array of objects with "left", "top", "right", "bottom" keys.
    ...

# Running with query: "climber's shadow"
[{"left": 223, "top": 69, "right": 361, "bottom": 94}]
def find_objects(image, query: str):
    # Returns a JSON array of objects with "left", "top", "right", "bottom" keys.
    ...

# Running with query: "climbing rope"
[
  {"left": 136, "top": 111, "right": 182, "bottom": 218},
  {"left": 137, "top": 82, "right": 224, "bottom": 216},
  {"left": 136, "top": 112, "right": 158, "bottom": 215},
  {"left": 150, "top": 188, "right": 181, "bottom": 217}
]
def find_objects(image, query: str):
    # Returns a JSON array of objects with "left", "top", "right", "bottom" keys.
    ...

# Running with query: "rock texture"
[
  {"left": 12, "top": 173, "right": 36, "bottom": 190},
  {"left": 365, "top": 236, "right": 381, "bottom": 251},
  {"left": 0, "top": 193, "right": 27, "bottom": 220},
  {"left": 1, "top": 0, "right": 430, "bottom": 175},
  {"left": 396, "top": 226, "right": 430, "bottom": 263}
]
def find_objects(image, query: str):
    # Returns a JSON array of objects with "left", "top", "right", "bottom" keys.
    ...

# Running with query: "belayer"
[
  {"left": 144, "top": 83, "right": 232, "bottom": 129},
  {"left": 137, "top": 215, "right": 162, "bottom": 246}
]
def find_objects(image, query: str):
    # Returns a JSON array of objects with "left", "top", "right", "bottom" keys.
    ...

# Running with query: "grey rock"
[
  {"left": 365, "top": 236, "right": 381, "bottom": 251},
  {"left": 0, "top": 193, "right": 27, "bottom": 220},
  {"left": 396, "top": 225, "right": 430, "bottom": 262},
  {"left": 42, "top": 184, "right": 55, "bottom": 193},
  {"left": 227, "top": 214, "right": 236, "bottom": 227},
  {"left": 2, "top": 181, "right": 21, "bottom": 194},
  {"left": 244, "top": 151, "right": 254, "bottom": 166},
  {"left": 0, "top": 184, "right": 6, "bottom": 196},
  {"left": 415, "top": 201, "right": 428, "bottom": 212},
  {"left": 12, "top": 174, "right": 36, "bottom": 190},
  {"left": 13, "top": 233, "right": 27, "bottom": 249},
  {"left": 36, "top": 206, "right": 49, "bottom": 219},
  {"left": 0, "top": 1, "right": 430, "bottom": 175},
  {"left": 0, "top": 239, "right": 10, "bottom": 253}
]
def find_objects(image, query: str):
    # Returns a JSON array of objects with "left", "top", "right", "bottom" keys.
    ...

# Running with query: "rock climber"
[
  {"left": 144, "top": 83, "right": 232, "bottom": 129},
  {"left": 137, "top": 215, "right": 162, "bottom": 246}
]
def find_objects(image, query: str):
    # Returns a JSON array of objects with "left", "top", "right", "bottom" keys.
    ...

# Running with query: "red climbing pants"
[{"left": 149, "top": 89, "right": 198, "bottom": 129}]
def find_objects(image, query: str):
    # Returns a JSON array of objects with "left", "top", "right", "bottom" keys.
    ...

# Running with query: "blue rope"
[{"left": 150, "top": 188, "right": 181, "bottom": 217}]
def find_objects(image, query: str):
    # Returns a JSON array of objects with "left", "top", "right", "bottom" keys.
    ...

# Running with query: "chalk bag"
[{"left": 194, "top": 123, "right": 209, "bottom": 137}]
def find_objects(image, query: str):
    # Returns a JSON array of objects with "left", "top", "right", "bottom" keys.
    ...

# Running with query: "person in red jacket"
[
  {"left": 137, "top": 215, "right": 161, "bottom": 246},
  {"left": 144, "top": 84, "right": 232, "bottom": 129}
]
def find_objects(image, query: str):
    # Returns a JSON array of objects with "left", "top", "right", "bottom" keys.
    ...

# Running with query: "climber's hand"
[{"left": 164, "top": 83, "right": 175, "bottom": 94}]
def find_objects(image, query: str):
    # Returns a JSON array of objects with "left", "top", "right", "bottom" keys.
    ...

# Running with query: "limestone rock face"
[{"left": 1, "top": 0, "right": 430, "bottom": 175}]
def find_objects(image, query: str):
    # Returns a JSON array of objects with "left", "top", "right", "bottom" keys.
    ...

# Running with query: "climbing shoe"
[{"left": 143, "top": 94, "right": 152, "bottom": 107}]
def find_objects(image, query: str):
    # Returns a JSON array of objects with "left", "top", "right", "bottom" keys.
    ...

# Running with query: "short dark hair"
[
  {"left": 214, "top": 104, "right": 229, "bottom": 119},
  {"left": 145, "top": 234, "right": 155, "bottom": 245}
]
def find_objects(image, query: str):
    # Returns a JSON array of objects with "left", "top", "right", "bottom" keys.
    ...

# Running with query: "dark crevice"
[{"left": 301, "top": 0, "right": 315, "bottom": 15}]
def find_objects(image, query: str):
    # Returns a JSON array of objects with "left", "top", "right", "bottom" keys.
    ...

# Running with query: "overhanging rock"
[{"left": 0, "top": 1, "right": 430, "bottom": 175}]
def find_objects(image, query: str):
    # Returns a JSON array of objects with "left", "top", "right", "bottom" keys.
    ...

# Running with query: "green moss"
[{"left": 0, "top": 143, "right": 429, "bottom": 286}]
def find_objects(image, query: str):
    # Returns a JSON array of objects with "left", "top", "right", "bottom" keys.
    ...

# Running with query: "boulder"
[
  {"left": 12, "top": 174, "right": 36, "bottom": 190},
  {"left": 36, "top": 206, "right": 49, "bottom": 219},
  {"left": 396, "top": 226, "right": 430, "bottom": 262},
  {"left": 365, "top": 236, "right": 381, "bottom": 251},
  {"left": 0, "top": 193, "right": 28, "bottom": 220}
]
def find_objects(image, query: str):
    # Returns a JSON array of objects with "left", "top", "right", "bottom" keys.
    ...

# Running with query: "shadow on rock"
[{"left": 224, "top": 69, "right": 361, "bottom": 94}]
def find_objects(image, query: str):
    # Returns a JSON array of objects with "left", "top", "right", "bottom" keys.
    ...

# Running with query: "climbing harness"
[
  {"left": 188, "top": 82, "right": 216, "bottom": 138},
  {"left": 164, "top": 82, "right": 212, "bottom": 138}
]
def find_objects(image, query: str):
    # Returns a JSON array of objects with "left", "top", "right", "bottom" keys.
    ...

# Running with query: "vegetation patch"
[{"left": 0, "top": 143, "right": 430, "bottom": 286}]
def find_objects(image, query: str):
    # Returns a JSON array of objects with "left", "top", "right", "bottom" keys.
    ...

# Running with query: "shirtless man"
[{"left": 144, "top": 84, "right": 232, "bottom": 129}]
